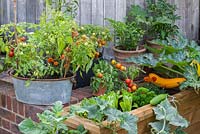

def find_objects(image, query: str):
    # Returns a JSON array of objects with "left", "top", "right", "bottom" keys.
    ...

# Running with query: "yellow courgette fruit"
[{"left": 144, "top": 73, "right": 186, "bottom": 89}]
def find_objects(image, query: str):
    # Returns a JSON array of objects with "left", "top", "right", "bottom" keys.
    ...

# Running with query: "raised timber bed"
[{"left": 63, "top": 90, "right": 200, "bottom": 134}]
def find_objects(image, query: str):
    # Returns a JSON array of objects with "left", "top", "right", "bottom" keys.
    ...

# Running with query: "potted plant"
[
  {"left": 106, "top": 18, "right": 146, "bottom": 66},
  {"left": 0, "top": 7, "right": 99, "bottom": 105},
  {"left": 128, "top": 0, "right": 180, "bottom": 50},
  {"left": 90, "top": 60, "right": 125, "bottom": 96},
  {"left": 90, "top": 59, "right": 141, "bottom": 96},
  {"left": 72, "top": 24, "right": 112, "bottom": 88}
]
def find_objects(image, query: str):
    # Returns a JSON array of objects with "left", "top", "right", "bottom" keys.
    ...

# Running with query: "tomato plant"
[{"left": 0, "top": 9, "right": 109, "bottom": 79}]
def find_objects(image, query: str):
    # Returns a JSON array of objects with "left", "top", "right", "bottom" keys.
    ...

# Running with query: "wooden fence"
[
  {"left": 0, "top": 0, "right": 199, "bottom": 58},
  {"left": 0, "top": 0, "right": 199, "bottom": 40}
]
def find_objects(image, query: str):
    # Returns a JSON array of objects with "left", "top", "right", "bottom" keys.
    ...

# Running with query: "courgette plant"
[
  {"left": 70, "top": 93, "right": 138, "bottom": 134},
  {"left": 19, "top": 101, "right": 88, "bottom": 134},
  {"left": 149, "top": 99, "right": 189, "bottom": 134},
  {"left": 127, "top": 34, "right": 200, "bottom": 77}
]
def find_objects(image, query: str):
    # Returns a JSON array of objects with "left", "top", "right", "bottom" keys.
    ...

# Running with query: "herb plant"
[
  {"left": 149, "top": 99, "right": 189, "bottom": 134},
  {"left": 19, "top": 101, "right": 88, "bottom": 134},
  {"left": 106, "top": 18, "right": 144, "bottom": 51}
]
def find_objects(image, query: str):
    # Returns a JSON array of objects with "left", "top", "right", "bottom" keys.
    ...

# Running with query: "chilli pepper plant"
[
  {"left": 128, "top": 0, "right": 180, "bottom": 40},
  {"left": 0, "top": 9, "right": 111, "bottom": 79},
  {"left": 106, "top": 18, "right": 144, "bottom": 51}
]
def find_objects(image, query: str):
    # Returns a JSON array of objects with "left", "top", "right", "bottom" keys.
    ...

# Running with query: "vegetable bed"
[{"left": 63, "top": 90, "right": 200, "bottom": 134}]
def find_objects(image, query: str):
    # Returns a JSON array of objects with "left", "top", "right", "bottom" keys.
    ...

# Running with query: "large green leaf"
[
  {"left": 150, "top": 99, "right": 189, "bottom": 133},
  {"left": 126, "top": 53, "right": 159, "bottom": 67},
  {"left": 120, "top": 112, "right": 138, "bottom": 134},
  {"left": 149, "top": 121, "right": 170, "bottom": 134},
  {"left": 19, "top": 119, "right": 47, "bottom": 134},
  {"left": 104, "top": 108, "right": 122, "bottom": 122}
]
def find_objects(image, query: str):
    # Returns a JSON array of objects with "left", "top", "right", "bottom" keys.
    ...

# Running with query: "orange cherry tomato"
[
  {"left": 115, "top": 63, "right": 122, "bottom": 69},
  {"left": 60, "top": 54, "right": 65, "bottom": 60},
  {"left": 48, "top": 57, "right": 54, "bottom": 63},
  {"left": 120, "top": 66, "right": 126, "bottom": 71},
  {"left": 131, "top": 85, "right": 137, "bottom": 92},
  {"left": 97, "top": 73, "right": 103, "bottom": 78},
  {"left": 53, "top": 61, "right": 59, "bottom": 66}
]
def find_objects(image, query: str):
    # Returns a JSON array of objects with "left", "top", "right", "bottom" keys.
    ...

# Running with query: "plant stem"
[
  {"left": 158, "top": 105, "right": 167, "bottom": 134},
  {"left": 160, "top": 65, "right": 184, "bottom": 76}
]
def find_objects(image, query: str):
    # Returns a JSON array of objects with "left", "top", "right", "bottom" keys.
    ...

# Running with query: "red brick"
[
  {"left": 62, "top": 97, "right": 79, "bottom": 107},
  {"left": 25, "top": 105, "right": 43, "bottom": 122},
  {"left": 6, "top": 89, "right": 15, "bottom": 97},
  {"left": 6, "top": 96, "right": 12, "bottom": 110},
  {"left": 72, "top": 89, "right": 93, "bottom": 101},
  {"left": 2, "top": 118, "right": 10, "bottom": 130},
  {"left": 18, "top": 102, "right": 25, "bottom": 116},
  {"left": 0, "top": 107, "right": 15, "bottom": 122},
  {"left": 0, "top": 128, "right": 12, "bottom": 134},
  {"left": 10, "top": 123, "right": 20, "bottom": 134},
  {"left": 12, "top": 97, "right": 18, "bottom": 113},
  {"left": 16, "top": 115, "right": 25, "bottom": 124},
  {"left": 0, "top": 117, "right": 2, "bottom": 127},
  {"left": 0, "top": 94, "right": 6, "bottom": 107}
]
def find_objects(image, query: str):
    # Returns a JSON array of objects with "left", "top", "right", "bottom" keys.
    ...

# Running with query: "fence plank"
[
  {"left": 80, "top": 0, "right": 92, "bottom": 25},
  {"left": 0, "top": 0, "right": 199, "bottom": 40},
  {"left": 17, "top": 0, "right": 26, "bottom": 23},
  {"left": 91, "top": 0, "right": 104, "bottom": 25}
]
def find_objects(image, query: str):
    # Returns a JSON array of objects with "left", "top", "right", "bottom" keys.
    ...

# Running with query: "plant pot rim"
[
  {"left": 9, "top": 70, "right": 76, "bottom": 82},
  {"left": 112, "top": 46, "right": 146, "bottom": 54}
]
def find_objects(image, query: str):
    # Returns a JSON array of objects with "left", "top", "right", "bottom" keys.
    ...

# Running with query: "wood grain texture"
[
  {"left": 0, "top": 0, "right": 199, "bottom": 41},
  {"left": 63, "top": 90, "right": 200, "bottom": 134}
]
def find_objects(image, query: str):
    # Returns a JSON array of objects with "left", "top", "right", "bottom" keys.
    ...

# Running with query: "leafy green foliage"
[
  {"left": 70, "top": 94, "right": 138, "bottom": 134},
  {"left": 90, "top": 60, "right": 126, "bottom": 93},
  {"left": 127, "top": 34, "right": 200, "bottom": 77},
  {"left": 0, "top": 9, "right": 102, "bottom": 79},
  {"left": 149, "top": 99, "right": 189, "bottom": 134},
  {"left": 19, "top": 101, "right": 88, "bottom": 134},
  {"left": 132, "top": 87, "right": 157, "bottom": 108},
  {"left": 180, "top": 66, "right": 200, "bottom": 93},
  {"left": 46, "top": 0, "right": 79, "bottom": 18},
  {"left": 128, "top": 0, "right": 180, "bottom": 40},
  {"left": 106, "top": 18, "right": 144, "bottom": 50}
]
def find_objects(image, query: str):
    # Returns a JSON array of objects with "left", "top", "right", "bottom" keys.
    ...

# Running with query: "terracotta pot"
[
  {"left": 146, "top": 40, "right": 163, "bottom": 50},
  {"left": 112, "top": 46, "right": 146, "bottom": 67},
  {"left": 92, "top": 85, "right": 106, "bottom": 96}
]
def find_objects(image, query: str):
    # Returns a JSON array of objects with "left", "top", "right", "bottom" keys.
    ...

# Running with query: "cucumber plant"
[{"left": 149, "top": 99, "right": 189, "bottom": 134}]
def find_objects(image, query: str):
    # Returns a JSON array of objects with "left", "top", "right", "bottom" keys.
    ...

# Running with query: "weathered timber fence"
[{"left": 0, "top": 0, "right": 199, "bottom": 40}]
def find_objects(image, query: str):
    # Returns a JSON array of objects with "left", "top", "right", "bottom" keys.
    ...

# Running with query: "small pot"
[
  {"left": 92, "top": 85, "right": 106, "bottom": 96},
  {"left": 10, "top": 72, "right": 75, "bottom": 105},
  {"left": 112, "top": 46, "right": 146, "bottom": 66}
]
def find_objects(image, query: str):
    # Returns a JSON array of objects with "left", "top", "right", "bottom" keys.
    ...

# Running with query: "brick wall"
[{"left": 0, "top": 80, "right": 92, "bottom": 134}]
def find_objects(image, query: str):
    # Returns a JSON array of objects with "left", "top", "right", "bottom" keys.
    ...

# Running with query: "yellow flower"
[
  {"left": 190, "top": 60, "right": 200, "bottom": 77},
  {"left": 190, "top": 60, "right": 198, "bottom": 66}
]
